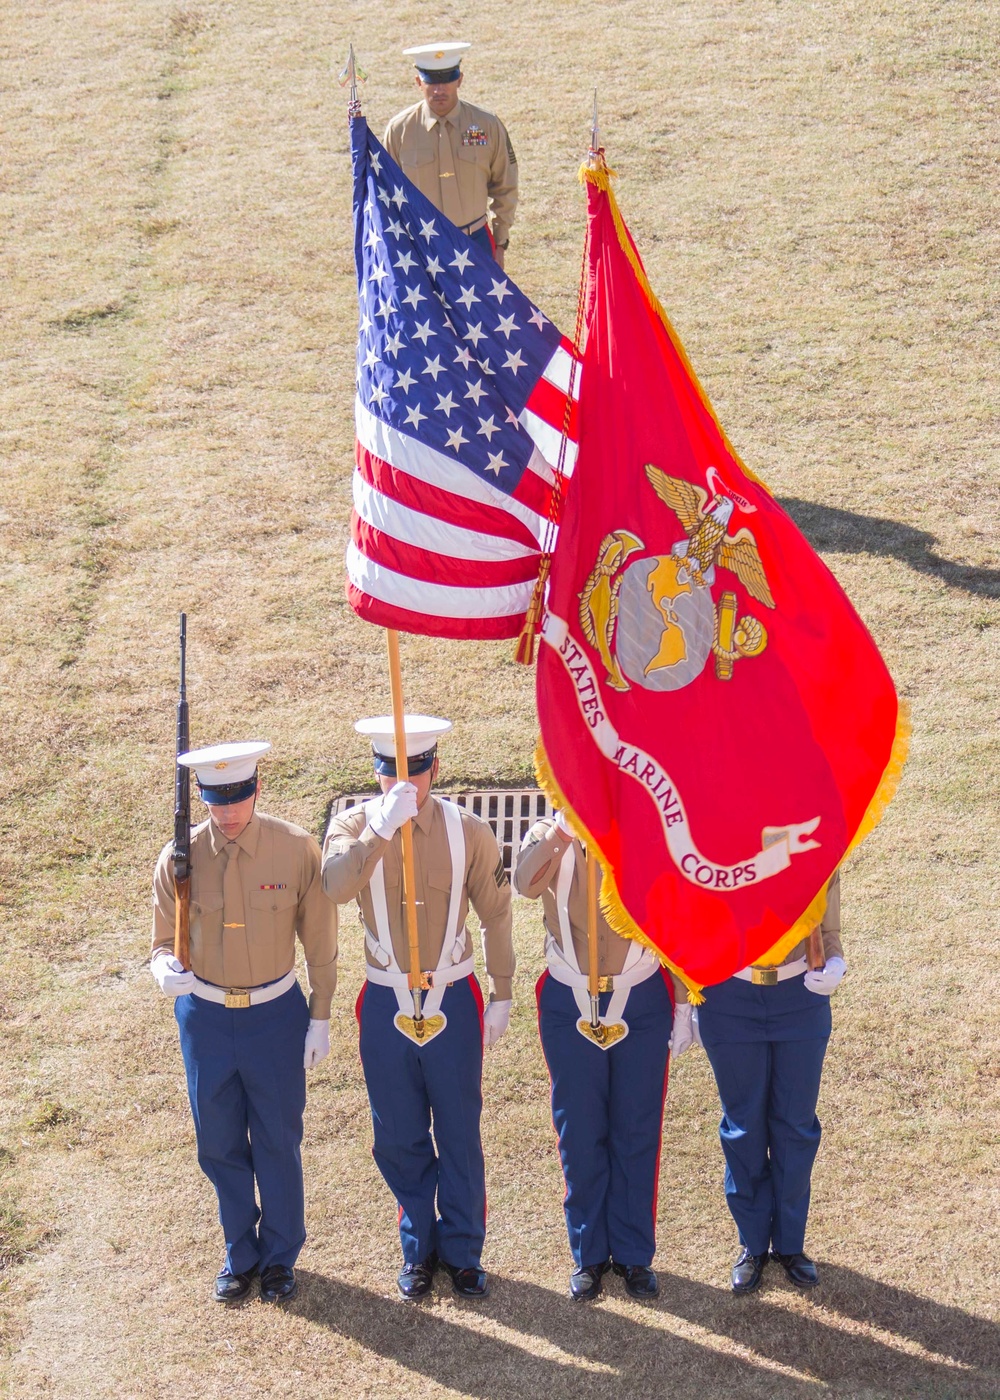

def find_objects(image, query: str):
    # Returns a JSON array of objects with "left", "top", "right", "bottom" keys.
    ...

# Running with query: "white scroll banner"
[{"left": 541, "top": 613, "right": 821, "bottom": 893}]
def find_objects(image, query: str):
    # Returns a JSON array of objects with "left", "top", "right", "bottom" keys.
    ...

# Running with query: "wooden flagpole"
[
  {"left": 386, "top": 629, "right": 425, "bottom": 1021},
  {"left": 586, "top": 849, "right": 601, "bottom": 1030}
]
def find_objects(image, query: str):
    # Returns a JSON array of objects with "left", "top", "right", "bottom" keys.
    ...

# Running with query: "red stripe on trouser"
[
  {"left": 355, "top": 982, "right": 380, "bottom": 1178},
  {"left": 650, "top": 968, "right": 676, "bottom": 1237},
  {"left": 534, "top": 970, "right": 569, "bottom": 1207},
  {"left": 469, "top": 975, "right": 487, "bottom": 1230}
]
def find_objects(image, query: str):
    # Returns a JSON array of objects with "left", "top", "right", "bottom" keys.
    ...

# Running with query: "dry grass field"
[{"left": 1, "top": 0, "right": 998, "bottom": 1395}]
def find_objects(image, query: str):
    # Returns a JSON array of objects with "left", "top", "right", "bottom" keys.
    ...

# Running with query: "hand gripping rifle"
[{"left": 173, "top": 614, "right": 192, "bottom": 969}]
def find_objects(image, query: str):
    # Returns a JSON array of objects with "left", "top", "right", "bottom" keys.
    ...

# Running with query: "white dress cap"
[
  {"left": 355, "top": 714, "right": 453, "bottom": 759},
  {"left": 177, "top": 741, "right": 272, "bottom": 787},
  {"left": 403, "top": 41, "right": 471, "bottom": 73}
]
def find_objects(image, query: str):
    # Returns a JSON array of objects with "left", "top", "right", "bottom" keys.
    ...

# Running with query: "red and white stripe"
[{"left": 347, "top": 339, "right": 581, "bottom": 640}]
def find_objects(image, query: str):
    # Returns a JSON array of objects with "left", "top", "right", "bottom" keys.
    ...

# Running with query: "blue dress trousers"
[
  {"left": 697, "top": 974, "right": 831, "bottom": 1256},
  {"left": 536, "top": 969, "right": 674, "bottom": 1269},
  {"left": 175, "top": 981, "right": 310, "bottom": 1276},
  {"left": 356, "top": 976, "right": 487, "bottom": 1271}
]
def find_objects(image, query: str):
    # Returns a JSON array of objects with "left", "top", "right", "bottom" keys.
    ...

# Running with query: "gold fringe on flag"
[{"left": 534, "top": 739, "right": 706, "bottom": 1003}]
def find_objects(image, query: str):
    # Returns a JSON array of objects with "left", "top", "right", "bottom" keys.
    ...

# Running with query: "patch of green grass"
[
  {"left": 49, "top": 300, "right": 134, "bottom": 333},
  {"left": 26, "top": 1102, "right": 79, "bottom": 1134}
]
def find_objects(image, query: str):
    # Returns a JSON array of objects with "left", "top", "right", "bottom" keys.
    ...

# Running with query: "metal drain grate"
[{"left": 330, "top": 788, "right": 552, "bottom": 886}]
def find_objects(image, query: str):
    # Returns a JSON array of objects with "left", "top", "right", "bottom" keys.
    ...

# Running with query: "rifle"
[{"left": 173, "top": 613, "right": 192, "bottom": 969}]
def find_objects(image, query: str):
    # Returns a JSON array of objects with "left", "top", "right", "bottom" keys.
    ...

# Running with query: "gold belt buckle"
[
  {"left": 597, "top": 975, "right": 612, "bottom": 992},
  {"left": 750, "top": 967, "right": 778, "bottom": 986},
  {"left": 225, "top": 988, "right": 251, "bottom": 1009}
]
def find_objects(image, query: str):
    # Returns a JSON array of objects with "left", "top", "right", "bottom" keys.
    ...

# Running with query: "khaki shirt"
[
  {"left": 322, "top": 796, "right": 515, "bottom": 1001},
  {"left": 515, "top": 818, "right": 685, "bottom": 998},
  {"left": 383, "top": 98, "right": 518, "bottom": 248},
  {"left": 778, "top": 869, "right": 844, "bottom": 966},
  {"left": 152, "top": 813, "right": 338, "bottom": 1019}
]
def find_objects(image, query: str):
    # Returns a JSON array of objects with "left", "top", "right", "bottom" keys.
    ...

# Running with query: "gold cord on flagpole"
[
  {"left": 513, "top": 98, "right": 595, "bottom": 666},
  {"left": 386, "top": 629, "right": 426, "bottom": 1021}
]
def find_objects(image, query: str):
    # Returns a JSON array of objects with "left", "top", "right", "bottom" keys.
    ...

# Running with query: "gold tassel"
[{"left": 513, "top": 557, "right": 551, "bottom": 665}]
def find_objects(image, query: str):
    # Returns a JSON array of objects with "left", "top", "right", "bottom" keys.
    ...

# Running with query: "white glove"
[
  {"left": 368, "top": 782, "right": 419, "bottom": 839},
  {"left": 483, "top": 1000, "right": 511, "bottom": 1048},
  {"left": 303, "top": 1018, "right": 331, "bottom": 1069},
  {"left": 554, "top": 809, "right": 573, "bottom": 838},
  {"left": 691, "top": 1007, "right": 704, "bottom": 1048},
  {"left": 669, "top": 1003, "right": 695, "bottom": 1057},
  {"left": 804, "top": 955, "right": 846, "bottom": 996},
  {"left": 151, "top": 953, "right": 195, "bottom": 998}
]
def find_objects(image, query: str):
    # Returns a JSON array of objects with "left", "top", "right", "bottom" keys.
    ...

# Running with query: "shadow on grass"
[
  {"left": 292, "top": 1266, "right": 999, "bottom": 1399},
  {"left": 779, "top": 497, "right": 1000, "bottom": 601}
]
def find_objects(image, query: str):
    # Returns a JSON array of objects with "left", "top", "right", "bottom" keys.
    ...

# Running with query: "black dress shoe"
[
  {"left": 569, "top": 1260, "right": 609, "bottom": 1301},
  {"left": 259, "top": 1265, "right": 298, "bottom": 1303},
  {"left": 397, "top": 1253, "right": 438, "bottom": 1300},
  {"left": 731, "top": 1248, "right": 769, "bottom": 1294},
  {"left": 612, "top": 1261, "right": 659, "bottom": 1299},
  {"left": 771, "top": 1251, "right": 819, "bottom": 1287},
  {"left": 213, "top": 1264, "right": 257, "bottom": 1303},
  {"left": 440, "top": 1261, "right": 490, "bottom": 1298}
]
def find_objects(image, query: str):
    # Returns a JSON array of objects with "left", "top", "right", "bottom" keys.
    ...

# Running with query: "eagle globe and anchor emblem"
[{"left": 580, "top": 465, "right": 776, "bottom": 693}]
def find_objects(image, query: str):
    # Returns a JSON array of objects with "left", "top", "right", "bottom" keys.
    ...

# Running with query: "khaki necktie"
[
  {"left": 222, "top": 844, "right": 252, "bottom": 986},
  {"left": 436, "top": 119, "right": 464, "bottom": 227}
]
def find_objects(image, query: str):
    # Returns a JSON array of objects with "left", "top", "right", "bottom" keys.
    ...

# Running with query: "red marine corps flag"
[{"left": 535, "top": 153, "right": 908, "bottom": 994}]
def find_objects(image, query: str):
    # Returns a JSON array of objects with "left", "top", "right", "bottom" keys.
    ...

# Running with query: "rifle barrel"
[{"left": 173, "top": 613, "right": 192, "bottom": 967}]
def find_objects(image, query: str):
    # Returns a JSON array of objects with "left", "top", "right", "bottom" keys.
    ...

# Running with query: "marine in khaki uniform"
[
  {"left": 694, "top": 872, "right": 846, "bottom": 1293},
  {"left": 151, "top": 742, "right": 337, "bottom": 1305},
  {"left": 322, "top": 715, "right": 514, "bottom": 1300},
  {"left": 384, "top": 42, "right": 518, "bottom": 266},
  {"left": 516, "top": 811, "right": 690, "bottom": 1302}
]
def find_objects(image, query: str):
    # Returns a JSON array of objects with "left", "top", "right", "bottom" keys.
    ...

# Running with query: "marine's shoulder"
[
  {"left": 325, "top": 802, "right": 371, "bottom": 840},
  {"left": 385, "top": 100, "right": 425, "bottom": 134},
  {"left": 457, "top": 98, "right": 503, "bottom": 128},
  {"left": 182, "top": 819, "right": 214, "bottom": 860},
  {"left": 257, "top": 812, "right": 317, "bottom": 847},
  {"left": 448, "top": 800, "right": 500, "bottom": 845},
  {"left": 526, "top": 815, "right": 556, "bottom": 839}
]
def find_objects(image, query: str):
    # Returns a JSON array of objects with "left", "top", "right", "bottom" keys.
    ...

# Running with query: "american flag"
[{"left": 347, "top": 115, "right": 579, "bottom": 640}]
